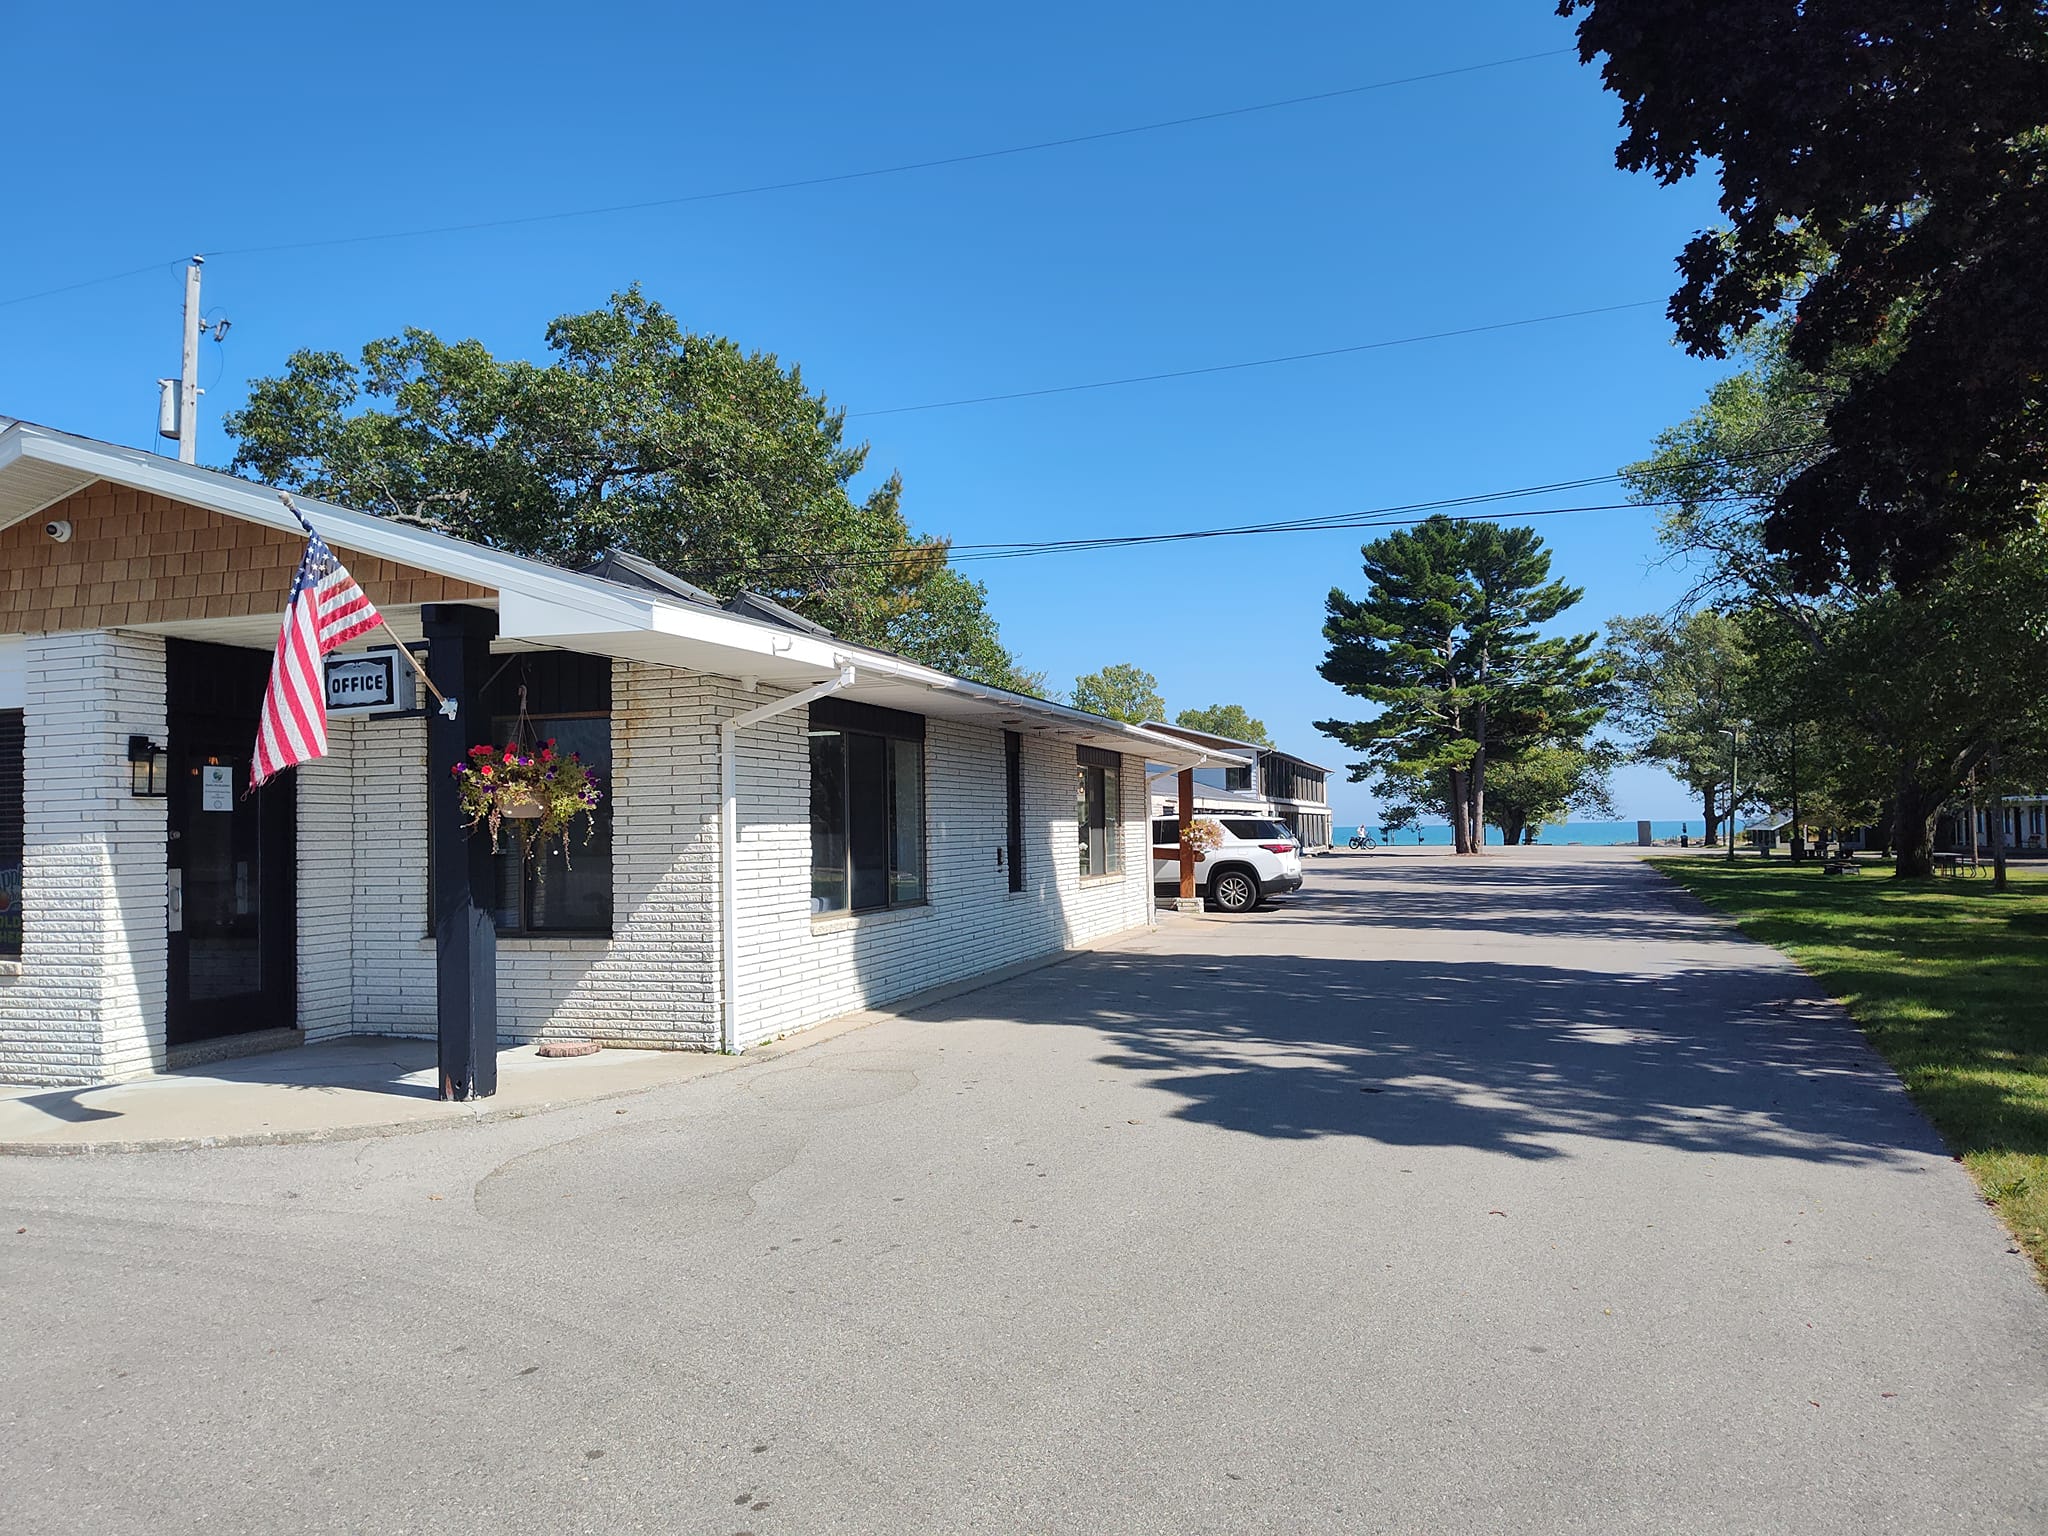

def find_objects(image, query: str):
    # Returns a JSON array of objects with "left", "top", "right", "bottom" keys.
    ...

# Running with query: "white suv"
[{"left": 1151, "top": 817, "right": 1305, "bottom": 913}]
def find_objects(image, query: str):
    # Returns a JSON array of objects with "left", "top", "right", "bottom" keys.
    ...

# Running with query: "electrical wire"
[
  {"left": 850, "top": 300, "right": 1663, "bottom": 417},
  {"left": 0, "top": 47, "right": 1573, "bottom": 309},
  {"left": 689, "top": 442, "right": 1814, "bottom": 575}
]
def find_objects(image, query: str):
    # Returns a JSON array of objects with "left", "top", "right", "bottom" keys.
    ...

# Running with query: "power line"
[
  {"left": 0, "top": 47, "right": 1574, "bottom": 310},
  {"left": 850, "top": 300, "right": 1663, "bottom": 417},
  {"left": 708, "top": 444, "right": 1813, "bottom": 575}
]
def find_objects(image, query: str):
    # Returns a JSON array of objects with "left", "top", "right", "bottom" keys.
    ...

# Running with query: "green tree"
[
  {"left": 223, "top": 286, "right": 1031, "bottom": 687},
  {"left": 1559, "top": 1, "right": 2048, "bottom": 589},
  {"left": 1317, "top": 515, "right": 1606, "bottom": 854},
  {"left": 1622, "top": 324, "right": 2048, "bottom": 875},
  {"left": 1173, "top": 704, "right": 1271, "bottom": 745},
  {"left": 1601, "top": 610, "right": 1749, "bottom": 845},
  {"left": 1072, "top": 664, "right": 1166, "bottom": 724}
]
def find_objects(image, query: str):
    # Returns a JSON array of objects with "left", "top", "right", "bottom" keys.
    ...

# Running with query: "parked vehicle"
[{"left": 1151, "top": 817, "right": 1305, "bottom": 913}]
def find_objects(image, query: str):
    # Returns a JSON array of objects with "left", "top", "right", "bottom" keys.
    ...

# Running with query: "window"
[
  {"left": 485, "top": 654, "right": 613, "bottom": 936},
  {"left": 1004, "top": 730, "right": 1024, "bottom": 893},
  {"left": 0, "top": 709, "right": 19, "bottom": 959},
  {"left": 810, "top": 699, "right": 926, "bottom": 915},
  {"left": 1222, "top": 818, "right": 1294, "bottom": 842},
  {"left": 1076, "top": 746, "right": 1122, "bottom": 878}
]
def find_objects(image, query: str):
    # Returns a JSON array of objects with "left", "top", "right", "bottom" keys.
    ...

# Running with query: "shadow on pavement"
[{"left": 915, "top": 943, "right": 1934, "bottom": 1168}]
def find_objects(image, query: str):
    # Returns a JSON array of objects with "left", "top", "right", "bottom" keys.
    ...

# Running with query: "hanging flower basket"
[
  {"left": 1183, "top": 817, "right": 1225, "bottom": 858},
  {"left": 451, "top": 740, "right": 603, "bottom": 867}
]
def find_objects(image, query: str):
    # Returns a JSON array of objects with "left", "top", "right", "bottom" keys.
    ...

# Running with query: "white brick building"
[{"left": 0, "top": 422, "right": 1210, "bottom": 1089}]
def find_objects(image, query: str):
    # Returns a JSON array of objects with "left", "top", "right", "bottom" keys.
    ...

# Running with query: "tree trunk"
[
  {"left": 1702, "top": 783, "right": 1720, "bottom": 847},
  {"left": 1498, "top": 811, "right": 1526, "bottom": 847},
  {"left": 1991, "top": 749, "right": 2008, "bottom": 891},
  {"left": 1469, "top": 740, "right": 1488, "bottom": 856},
  {"left": 1448, "top": 769, "right": 1472, "bottom": 854},
  {"left": 1891, "top": 762, "right": 1942, "bottom": 879}
]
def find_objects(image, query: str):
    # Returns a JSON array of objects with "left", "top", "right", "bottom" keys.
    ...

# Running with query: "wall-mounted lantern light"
[{"left": 128, "top": 735, "right": 168, "bottom": 798}]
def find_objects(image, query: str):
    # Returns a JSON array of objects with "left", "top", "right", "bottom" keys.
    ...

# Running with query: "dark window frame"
[
  {"left": 810, "top": 701, "right": 928, "bottom": 917},
  {"left": 430, "top": 652, "right": 614, "bottom": 940},
  {"left": 487, "top": 707, "right": 613, "bottom": 938},
  {"left": 1004, "top": 730, "right": 1024, "bottom": 893},
  {"left": 1076, "top": 746, "right": 1123, "bottom": 879}
]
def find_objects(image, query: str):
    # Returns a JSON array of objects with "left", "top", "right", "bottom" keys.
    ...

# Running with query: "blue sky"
[{"left": 2, "top": 1, "right": 1729, "bottom": 826}]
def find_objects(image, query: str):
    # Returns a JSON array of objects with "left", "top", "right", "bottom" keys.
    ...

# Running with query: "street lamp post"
[{"left": 1725, "top": 728, "right": 1740, "bottom": 863}]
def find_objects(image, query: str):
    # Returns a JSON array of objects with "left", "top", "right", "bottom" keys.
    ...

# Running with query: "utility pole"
[
  {"left": 178, "top": 256, "right": 203, "bottom": 464},
  {"left": 1726, "top": 729, "right": 1739, "bottom": 863}
]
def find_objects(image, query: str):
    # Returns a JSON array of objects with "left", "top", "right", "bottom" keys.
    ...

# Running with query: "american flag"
[{"left": 252, "top": 520, "right": 383, "bottom": 785}]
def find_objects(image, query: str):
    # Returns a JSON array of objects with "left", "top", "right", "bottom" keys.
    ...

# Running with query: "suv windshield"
[{"left": 1221, "top": 819, "right": 1294, "bottom": 841}]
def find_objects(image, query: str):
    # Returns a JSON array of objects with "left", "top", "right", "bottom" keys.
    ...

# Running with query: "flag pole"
[{"left": 278, "top": 491, "right": 459, "bottom": 721}]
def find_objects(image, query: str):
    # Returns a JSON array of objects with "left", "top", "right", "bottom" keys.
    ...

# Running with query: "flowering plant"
[
  {"left": 451, "top": 739, "right": 603, "bottom": 868},
  {"left": 1183, "top": 817, "right": 1225, "bottom": 858}
]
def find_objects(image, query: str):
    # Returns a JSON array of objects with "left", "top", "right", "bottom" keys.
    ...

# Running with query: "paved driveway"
[{"left": 4, "top": 849, "right": 2044, "bottom": 1534}]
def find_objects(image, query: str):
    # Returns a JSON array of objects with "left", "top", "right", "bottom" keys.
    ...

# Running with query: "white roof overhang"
[{"left": 0, "top": 420, "right": 1211, "bottom": 766}]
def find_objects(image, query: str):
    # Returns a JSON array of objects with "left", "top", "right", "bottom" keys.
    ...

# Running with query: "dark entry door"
[{"left": 166, "top": 641, "right": 296, "bottom": 1046}]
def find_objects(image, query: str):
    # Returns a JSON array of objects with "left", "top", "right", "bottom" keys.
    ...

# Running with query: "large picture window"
[
  {"left": 483, "top": 653, "right": 612, "bottom": 936},
  {"left": 810, "top": 699, "right": 926, "bottom": 915},
  {"left": 1076, "top": 746, "right": 1122, "bottom": 878},
  {"left": 0, "top": 709, "right": 20, "bottom": 958}
]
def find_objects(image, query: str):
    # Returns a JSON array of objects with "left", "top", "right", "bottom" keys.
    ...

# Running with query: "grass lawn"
[{"left": 1656, "top": 855, "right": 2048, "bottom": 1284}]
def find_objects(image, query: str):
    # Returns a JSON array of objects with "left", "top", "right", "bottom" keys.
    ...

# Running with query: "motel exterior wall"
[
  {"left": 0, "top": 643, "right": 1149, "bottom": 1085},
  {"left": 283, "top": 661, "right": 1146, "bottom": 1059}
]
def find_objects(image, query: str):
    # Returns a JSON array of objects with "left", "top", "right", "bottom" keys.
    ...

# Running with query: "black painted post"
[{"left": 422, "top": 603, "right": 499, "bottom": 1101}]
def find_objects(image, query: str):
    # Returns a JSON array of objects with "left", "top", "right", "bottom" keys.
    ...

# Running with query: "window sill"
[
  {"left": 1078, "top": 872, "right": 1128, "bottom": 887},
  {"left": 414, "top": 934, "right": 613, "bottom": 950},
  {"left": 0, "top": 960, "right": 20, "bottom": 979},
  {"left": 810, "top": 900, "right": 931, "bottom": 933}
]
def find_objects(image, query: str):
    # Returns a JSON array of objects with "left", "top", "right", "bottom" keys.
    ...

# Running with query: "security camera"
[{"left": 45, "top": 520, "right": 72, "bottom": 543}]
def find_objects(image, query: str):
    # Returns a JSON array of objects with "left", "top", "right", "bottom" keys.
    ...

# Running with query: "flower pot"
[{"left": 499, "top": 791, "right": 544, "bottom": 820}]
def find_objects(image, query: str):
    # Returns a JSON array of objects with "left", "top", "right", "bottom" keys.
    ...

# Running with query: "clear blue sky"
[{"left": 2, "top": 1, "right": 1729, "bottom": 827}]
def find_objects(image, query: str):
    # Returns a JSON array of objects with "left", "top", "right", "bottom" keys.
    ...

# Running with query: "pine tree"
[{"left": 1316, "top": 516, "right": 1605, "bottom": 853}]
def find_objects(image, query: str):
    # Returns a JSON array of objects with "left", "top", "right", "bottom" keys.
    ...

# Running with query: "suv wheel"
[{"left": 1208, "top": 867, "right": 1261, "bottom": 913}]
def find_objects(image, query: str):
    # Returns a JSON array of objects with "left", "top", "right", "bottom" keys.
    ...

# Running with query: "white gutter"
[{"left": 720, "top": 664, "right": 857, "bottom": 1053}]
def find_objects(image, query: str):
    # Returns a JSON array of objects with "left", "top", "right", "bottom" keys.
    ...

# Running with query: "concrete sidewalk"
[
  {"left": 0, "top": 1036, "right": 734, "bottom": 1154},
  {"left": 0, "top": 941, "right": 1115, "bottom": 1154}
]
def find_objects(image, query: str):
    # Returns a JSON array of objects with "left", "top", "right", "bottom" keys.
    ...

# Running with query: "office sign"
[{"left": 325, "top": 647, "right": 418, "bottom": 716}]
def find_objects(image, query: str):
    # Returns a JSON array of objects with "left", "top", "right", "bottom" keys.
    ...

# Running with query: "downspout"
[{"left": 720, "top": 663, "right": 856, "bottom": 1053}]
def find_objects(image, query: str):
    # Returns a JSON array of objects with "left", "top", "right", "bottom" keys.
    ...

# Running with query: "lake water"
[{"left": 1334, "top": 820, "right": 1700, "bottom": 847}]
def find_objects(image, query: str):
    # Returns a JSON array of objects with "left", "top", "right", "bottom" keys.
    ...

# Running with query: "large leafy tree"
[
  {"left": 1072, "top": 664, "right": 1166, "bottom": 724},
  {"left": 1317, "top": 516, "right": 1606, "bottom": 854},
  {"left": 223, "top": 286, "right": 1035, "bottom": 689},
  {"left": 1602, "top": 610, "right": 1749, "bottom": 844},
  {"left": 1559, "top": 1, "right": 2048, "bottom": 589},
  {"left": 1174, "top": 704, "right": 1271, "bottom": 746},
  {"left": 1624, "top": 325, "right": 2048, "bottom": 875}
]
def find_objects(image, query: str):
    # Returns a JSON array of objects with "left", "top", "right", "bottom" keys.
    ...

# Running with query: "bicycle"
[{"left": 1348, "top": 832, "right": 1377, "bottom": 850}]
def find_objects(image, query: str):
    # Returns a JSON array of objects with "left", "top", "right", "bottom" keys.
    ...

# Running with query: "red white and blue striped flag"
[{"left": 252, "top": 517, "right": 383, "bottom": 785}]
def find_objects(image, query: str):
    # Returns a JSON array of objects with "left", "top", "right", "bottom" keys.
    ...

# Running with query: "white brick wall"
[
  {"left": 0, "top": 631, "right": 169, "bottom": 1085},
  {"left": 729, "top": 700, "right": 1150, "bottom": 1049},
  {"left": 294, "top": 660, "right": 723, "bottom": 1048},
  {"left": 2, "top": 639, "right": 1155, "bottom": 1085}
]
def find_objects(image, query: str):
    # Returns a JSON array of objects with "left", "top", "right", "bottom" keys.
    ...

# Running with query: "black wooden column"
[{"left": 422, "top": 603, "right": 499, "bottom": 1101}]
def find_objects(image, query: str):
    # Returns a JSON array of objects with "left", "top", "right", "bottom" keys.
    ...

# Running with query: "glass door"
[{"left": 166, "top": 642, "right": 295, "bottom": 1046}]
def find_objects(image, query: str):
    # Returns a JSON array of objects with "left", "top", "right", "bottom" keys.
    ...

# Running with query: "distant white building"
[{"left": 1141, "top": 722, "right": 1333, "bottom": 850}]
